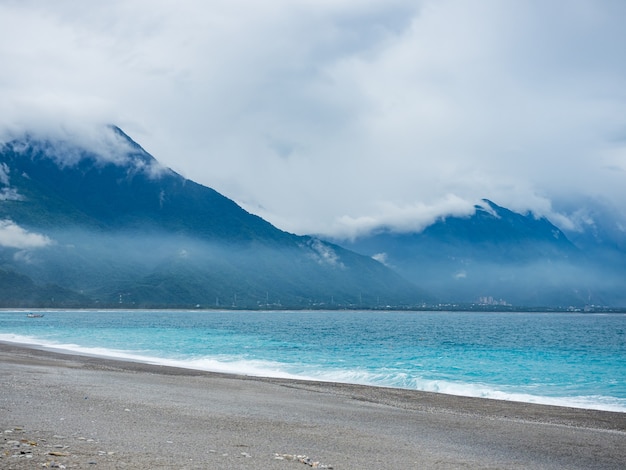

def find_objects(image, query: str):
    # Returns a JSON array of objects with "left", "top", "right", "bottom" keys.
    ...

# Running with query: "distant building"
[{"left": 478, "top": 296, "right": 510, "bottom": 306}]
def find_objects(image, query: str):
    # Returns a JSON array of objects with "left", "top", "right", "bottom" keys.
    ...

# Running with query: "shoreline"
[
  {"left": 2, "top": 342, "right": 626, "bottom": 469},
  {"left": 5, "top": 306, "right": 626, "bottom": 314},
  {"left": 2, "top": 334, "right": 624, "bottom": 414}
]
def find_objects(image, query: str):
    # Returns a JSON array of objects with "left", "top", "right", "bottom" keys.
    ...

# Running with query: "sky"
[{"left": 1, "top": 0, "right": 625, "bottom": 239}]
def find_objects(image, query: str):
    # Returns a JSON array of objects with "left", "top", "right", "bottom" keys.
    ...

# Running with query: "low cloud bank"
[{"left": 0, "top": 219, "right": 53, "bottom": 249}]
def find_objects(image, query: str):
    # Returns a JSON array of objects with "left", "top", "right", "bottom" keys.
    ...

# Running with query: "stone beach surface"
[{"left": 2, "top": 342, "right": 625, "bottom": 469}]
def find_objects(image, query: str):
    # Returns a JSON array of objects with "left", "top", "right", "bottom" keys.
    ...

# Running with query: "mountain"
[
  {"left": 554, "top": 198, "right": 626, "bottom": 270},
  {"left": 0, "top": 126, "right": 426, "bottom": 309},
  {"left": 337, "top": 200, "right": 626, "bottom": 308}
]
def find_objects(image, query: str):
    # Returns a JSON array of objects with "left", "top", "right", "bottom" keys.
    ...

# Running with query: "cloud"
[
  {"left": 1, "top": 0, "right": 625, "bottom": 237},
  {"left": 0, "top": 220, "right": 53, "bottom": 249},
  {"left": 329, "top": 194, "right": 475, "bottom": 240},
  {"left": 371, "top": 252, "right": 389, "bottom": 266},
  {"left": 2, "top": 124, "right": 167, "bottom": 179},
  {"left": 0, "top": 162, "right": 10, "bottom": 186},
  {"left": 0, "top": 187, "right": 22, "bottom": 202},
  {"left": 0, "top": 162, "right": 23, "bottom": 201},
  {"left": 305, "top": 238, "right": 345, "bottom": 268}
]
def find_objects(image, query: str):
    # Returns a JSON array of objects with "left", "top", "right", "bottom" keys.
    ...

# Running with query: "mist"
[
  {"left": 0, "top": 227, "right": 425, "bottom": 309},
  {"left": 404, "top": 259, "right": 626, "bottom": 308}
]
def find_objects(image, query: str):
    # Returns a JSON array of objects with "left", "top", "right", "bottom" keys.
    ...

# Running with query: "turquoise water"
[{"left": 1, "top": 310, "right": 625, "bottom": 412}]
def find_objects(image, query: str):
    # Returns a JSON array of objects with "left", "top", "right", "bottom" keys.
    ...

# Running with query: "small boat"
[{"left": 26, "top": 313, "right": 44, "bottom": 318}]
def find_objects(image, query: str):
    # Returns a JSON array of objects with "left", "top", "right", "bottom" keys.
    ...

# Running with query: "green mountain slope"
[{"left": 0, "top": 126, "right": 425, "bottom": 309}]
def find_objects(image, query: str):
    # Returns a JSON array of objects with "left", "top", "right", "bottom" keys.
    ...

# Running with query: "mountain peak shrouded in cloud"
[
  {"left": 0, "top": 124, "right": 623, "bottom": 308},
  {"left": 0, "top": 123, "right": 165, "bottom": 177},
  {"left": 0, "top": 124, "right": 284, "bottom": 240},
  {"left": 0, "top": 125, "right": 426, "bottom": 309},
  {"left": 339, "top": 198, "right": 626, "bottom": 307},
  {"left": 1, "top": 1, "right": 626, "bottom": 240}
]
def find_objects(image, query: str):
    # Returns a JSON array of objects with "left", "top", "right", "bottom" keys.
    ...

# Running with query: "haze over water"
[{"left": 1, "top": 310, "right": 624, "bottom": 412}]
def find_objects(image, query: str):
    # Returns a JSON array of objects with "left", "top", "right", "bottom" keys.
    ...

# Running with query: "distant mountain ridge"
[
  {"left": 1, "top": 126, "right": 623, "bottom": 309},
  {"left": 338, "top": 200, "right": 626, "bottom": 307},
  {"left": 0, "top": 126, "right": 425, "bottom": 309}
]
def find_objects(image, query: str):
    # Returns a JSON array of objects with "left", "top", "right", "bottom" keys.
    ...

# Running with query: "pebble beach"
[{"left": 2, "top": 341, "right": 625, "bottom": 469}]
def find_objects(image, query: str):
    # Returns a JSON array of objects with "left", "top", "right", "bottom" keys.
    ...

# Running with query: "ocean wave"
[
  {"left": 2, "top": 333, "right": 625, "bottom": 413},
  {"left": 295, "top": 367, "right": 626, "bottom": 413},
  {"left": 0, "top": 333, "right": 313, "bottom": 380}
]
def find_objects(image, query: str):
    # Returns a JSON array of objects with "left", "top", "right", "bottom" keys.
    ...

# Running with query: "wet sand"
[{"left": 1, "top": 341, "right": 625, "bottom": 469}]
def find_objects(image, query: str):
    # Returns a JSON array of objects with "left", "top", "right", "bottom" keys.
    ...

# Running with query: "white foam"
[
  {"left": 0, "top": 334, "right": 313, "bottom": 380},
  {"left": 264, "top": 367, "right": 626, "bottom": 412},
  {"left": 412, "top": 378, "right": 626, "bottom": 412},
  {"left": 2, "top": 334, "right": 625, "bottom": 412}
]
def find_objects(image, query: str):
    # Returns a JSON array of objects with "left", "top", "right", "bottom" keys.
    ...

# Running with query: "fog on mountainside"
[
  {"left": 337, "top": 200, "right": 626, "bottom": 308},
  {"left": 1, "top": 126, "right": 624, "bottom": 309},
  {"left": 0, "top": 228, "right": 427, "bottom": 309},
  {"left": 0, "top": 126, "right": 426, "bottom": 309}
]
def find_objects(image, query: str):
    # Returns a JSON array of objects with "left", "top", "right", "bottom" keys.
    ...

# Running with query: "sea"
[{"left": 1, "top": 309, "right": 625, "bottom": 412}]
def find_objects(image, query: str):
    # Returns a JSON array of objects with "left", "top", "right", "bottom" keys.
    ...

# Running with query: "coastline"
[{"left": 2, "top": 342, "right": 626, "bottom": 469}]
